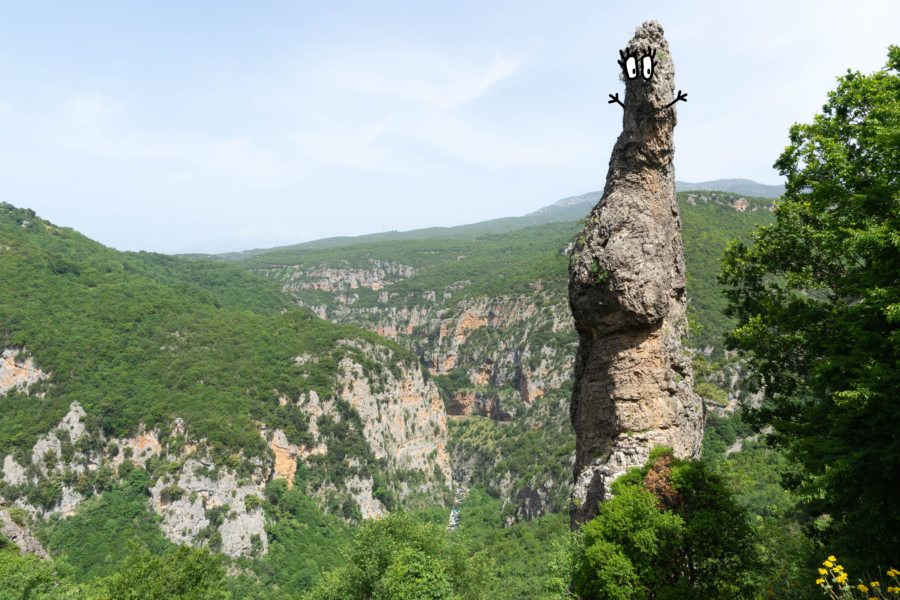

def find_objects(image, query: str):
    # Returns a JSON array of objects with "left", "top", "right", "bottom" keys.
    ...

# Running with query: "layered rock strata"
[{"left": 568, "top": 20, "right": 704, "bottom": 526}]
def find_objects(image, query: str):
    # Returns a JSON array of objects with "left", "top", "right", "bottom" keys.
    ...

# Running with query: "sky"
[{"left": 0, "top": 1, "right": 897, "bottom": 254}]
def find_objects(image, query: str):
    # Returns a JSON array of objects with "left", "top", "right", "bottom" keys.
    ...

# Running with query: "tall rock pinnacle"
[{"left": 568, "top": 20, "right": 704, "bottom": 527}]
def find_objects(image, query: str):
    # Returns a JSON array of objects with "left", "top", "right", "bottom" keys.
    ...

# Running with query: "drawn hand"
[
  {"left": 608, "top": 93, "right": 624, "bottom": 109},
  {"left": 665, "top": 90, "right": 688, "bottom": 108}
]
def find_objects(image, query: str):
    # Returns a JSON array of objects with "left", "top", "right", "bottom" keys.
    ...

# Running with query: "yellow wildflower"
[
  {"left": 819, "top": 568, "right": 828, "bottom": 575},
  {"left": 834, "top": 565, "right": 844, "bottom": 572},
  {"left": 828, "top": 555, "right": 837, "bottom": 562},
  {"left": 887, "top": 568, "right": 899, "bottom": 577},
  {"left": 836, "top": 573, "right": 849, "bottom": 584},
  {"left": 824, "top": 560, "right": 835, "bottom": 568},
  {"left": 816, "top": 578, "right": 826, "bottom": 585},
  {"left": 858, "top": 584, "right": 869, "bottom": 593},
  {"left": 872, "top": 581, "right": 881, "bottom": 587},
  {"left": 887, "top": 585, "right": 899, "bottom": 593}
]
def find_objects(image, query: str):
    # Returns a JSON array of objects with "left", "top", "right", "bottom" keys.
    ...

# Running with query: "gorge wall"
[
  {"left": 567, "top": 21, "right": 704, "bottom": 526},
  {"left": 0, "top": 344, "right": 450, "bottom": 558}
]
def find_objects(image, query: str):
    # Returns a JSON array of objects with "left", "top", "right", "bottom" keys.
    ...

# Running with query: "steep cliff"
[
  {"left": 250, "top": 239, "right": 579, "bottom": 519},
  {"left": 567, "top": 21, "right": 704, "bottom": 526}
]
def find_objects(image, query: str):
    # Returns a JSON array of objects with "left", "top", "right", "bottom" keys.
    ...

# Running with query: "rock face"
[
  {"left": 0, "top": 508, "right": 48, "bottom": 558},
  {"left": 568, "top": 20, "right": 703, "bottom": 526},
  {"left": 0, "top": 348, "right": 48, "bottom": 396},
  {"left": 150, "top": 458, "right": 268, "bottom": 558}
]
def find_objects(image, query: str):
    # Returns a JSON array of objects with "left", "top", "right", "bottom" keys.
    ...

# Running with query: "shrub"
[
  {"left": 569, "top": 450, "right": 761, "bottom": 599},
  {"left": 303, "top": 513, "right": 495, "bottom": 600}
]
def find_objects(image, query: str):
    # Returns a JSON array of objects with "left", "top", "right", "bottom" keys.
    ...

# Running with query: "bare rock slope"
[{"left": 568, "top": 20, "right": 704, "bottom": 526}]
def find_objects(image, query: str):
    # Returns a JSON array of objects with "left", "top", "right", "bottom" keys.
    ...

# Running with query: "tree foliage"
[
  {"left": 92, "top": 544, "right": 229, "bottom": 599},
  {"left": 569, "top": 450, "right": 761, "bottom": 599},
  {"left": 303, "top": 512, "right": 496, "bottom": 600},
  {"left": 720, "top": 46, "right": 900, "bottom": 567},
  {"left": 0, "top": 548, "right": 84, "bottom": 600}
]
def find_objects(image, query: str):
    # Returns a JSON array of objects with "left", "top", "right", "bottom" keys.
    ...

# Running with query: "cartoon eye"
[
  {"left": 624, "top": 56, "right": 637, "bottom": 79},
  {"left": 641, "top": 55, "right": 654, "bottom": 80}
]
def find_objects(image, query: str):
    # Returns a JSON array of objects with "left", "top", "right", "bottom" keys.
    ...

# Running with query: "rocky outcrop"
[
  {"left": 0, "top": 349, "right": 48, "bottom": 396},
  {"left": 446, "top": 390, "right": 512, "bottom": 421},
  {"left": 0, "top": 403, "right": 174, "bottom": 520},
  {"left": 0, "top": 507, "right": 48, "bottom": 558},
  {"left": 290, "top": 288, "right": 576, "bottom": 409},
  {"left": 259, "top": 260, "right": 417, "bottom": 293},
  {"left": 3, "top": 403, "right": 92, "bottom": 519},
  {"left": 266, "top": 428, "right": 326, "bottom": 489},
  {"left": 568, "top": 21, "right": 704, "bottom": 526},
  {"left": 150, "top": 458, "right": 268, "bottom": 558},
  {"left": 1, "top": 403, "right": 266, "bottom": 558},
  {"left": 264, "top": 264, "right": 579, "bottom": 522},
  {"left": 336, "top": 340, "right": 451, "bottom": 491}
]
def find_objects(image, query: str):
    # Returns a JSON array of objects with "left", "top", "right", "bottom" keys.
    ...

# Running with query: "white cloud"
[
  {"left": 289, "top": 116, "right": 409, "bottom": 173},
  {"left": 326, "top": 50, "right": 523, "bottom": 109},
  {"left": 47, "top": 91, "right": 308, "bottom": 184},
  {"left": 399, "top": 111, "right": 602, "bottom": 170},
  {"left": 283, "top": 47, "right": 599, "bottom": 172}
]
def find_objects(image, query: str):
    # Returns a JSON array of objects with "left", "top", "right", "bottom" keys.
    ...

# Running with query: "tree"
[
  {"left": 720, "top": 47, "right": 900, "bottom": 567},
  {"left": 569, "top": 449, "right": 760, "bottom": 599},
  {"left": 0, "top": 549, "right": 85, "bottom": 600},
  {"left": 303, "top": 513, "right": 496, "bottom": 600},
  {"left": 91, "top": 544, "right": 230, "bottom": 600}
]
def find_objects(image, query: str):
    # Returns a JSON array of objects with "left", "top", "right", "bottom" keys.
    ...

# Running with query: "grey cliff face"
[
  {"left": 0, "top": 508, "right": 48, "bottom": 558},
  {"left": 568, "top": 20, "right": 704, "bottom": 527}
]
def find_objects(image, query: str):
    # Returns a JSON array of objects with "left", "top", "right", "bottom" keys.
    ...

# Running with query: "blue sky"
[{"left": 0, "top": 1, "right": 897, "bottom": 253}]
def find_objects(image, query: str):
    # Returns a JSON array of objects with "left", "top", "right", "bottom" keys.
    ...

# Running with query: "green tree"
[
  {"left": 720, "top": 47, "right": 900, "bottom": 567},
  {"left": 0, "top": 549, "right": 84, "bottom": 600},
  {"left": 569, "top": 450, "right": 760, "bottom": 599},
  {"left": 91, "top": 544, "right": 229, "bottom": 600},
  {"left": 304, "top": 513, "right": 496, "bottom": 600}
]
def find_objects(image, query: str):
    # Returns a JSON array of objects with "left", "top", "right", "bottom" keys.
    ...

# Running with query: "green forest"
[{"left": 0, "top": 45, "right": 897, "bottom": 600}]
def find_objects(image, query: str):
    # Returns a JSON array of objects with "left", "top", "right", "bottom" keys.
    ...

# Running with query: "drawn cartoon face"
[
  {"left": 608, "top": 45, "right": 685, "bottom": 111},
  {"left": 618, "top": 48, "right": 656, "bottom": 81}
]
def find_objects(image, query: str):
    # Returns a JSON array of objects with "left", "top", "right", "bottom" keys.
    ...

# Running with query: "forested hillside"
[{"left": 0, "top": 202, "right": 454, "bottom": 595}]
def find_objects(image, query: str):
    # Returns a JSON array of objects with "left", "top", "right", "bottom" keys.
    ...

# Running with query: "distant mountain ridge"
[
  {"left": 675, "top": 178, "right": 784, "bottom": 198},
  {"left": 216, "top": 179, "right": 779, "bottom": 260}
]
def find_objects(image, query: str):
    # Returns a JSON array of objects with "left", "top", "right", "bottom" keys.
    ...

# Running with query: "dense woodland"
[{"left": 0, "top": 47, "right": 897, "bottom": 599}]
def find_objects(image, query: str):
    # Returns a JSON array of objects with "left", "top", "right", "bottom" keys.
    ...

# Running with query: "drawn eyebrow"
[
  {"left": 617, "top": 48, "right": 638, "bottom": 72},
  {"left": 618, "top": 47, "right": 656, "bottom": 71}
]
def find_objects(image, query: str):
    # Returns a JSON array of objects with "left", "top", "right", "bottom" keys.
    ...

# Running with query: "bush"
[
  {"left": 569, "top": 450, "right": 761, "bottom": 599},
  {"left": 92, "top": 544, "right": 229, "bottom": 599},
  {"left": 304, "top": 513, "right": 496, "bottom": 600}
]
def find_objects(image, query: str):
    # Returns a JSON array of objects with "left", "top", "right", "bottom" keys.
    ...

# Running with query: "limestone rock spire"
[{"left": 568, "top": 20, "right": 703, "bottom": 527}]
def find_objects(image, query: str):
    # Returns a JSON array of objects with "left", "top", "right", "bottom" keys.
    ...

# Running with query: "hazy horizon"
[{"left": 1, "top": 1, "right": 897, "bottom": 253}]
